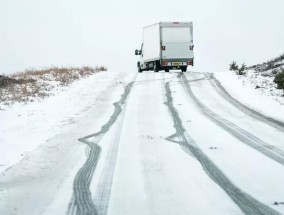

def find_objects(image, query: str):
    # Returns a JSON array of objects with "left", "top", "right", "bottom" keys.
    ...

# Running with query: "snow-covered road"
[{"left": 0, "top": 71, "right": 284, "bottom": 215}]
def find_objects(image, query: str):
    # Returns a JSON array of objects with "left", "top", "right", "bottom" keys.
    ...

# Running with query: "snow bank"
[
  {"left": 214, "top": 71, "right": 284, "bottom": 122},
  {"left": 0, "top": 70, "right": 128, "bottom": 173}
]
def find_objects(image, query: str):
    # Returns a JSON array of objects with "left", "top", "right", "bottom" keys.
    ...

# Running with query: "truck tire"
[
  {"left": 154, "top": 62, "right": 160, "bottom": 72},
  {"left": 137, "top": 62, "right": 143, "bottom": 73},
  {"left": 146, "top": 64, "right": 150, "bottom": 71},
  {"left": 181, "top": 66, "right": 187, "bottom": 72},
  {"left": 165, "top": 68, "right": 169, "bottom": 72}
]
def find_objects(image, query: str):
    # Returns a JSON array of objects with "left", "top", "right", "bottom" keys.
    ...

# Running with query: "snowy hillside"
[
  {"left": 231, "top": 53, "right": 284, "bottom": 106},
  {"left": 0, "top": 66, "right": 107, "bottom": 108},
  {"left": 214, "top": 53, "right": 284, "bottom": 124},
  {"left": 0, "top": 70, "right": 133, "bottom": 173}
]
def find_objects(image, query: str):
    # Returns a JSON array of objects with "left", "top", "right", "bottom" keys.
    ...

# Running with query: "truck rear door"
[{"left": 161, "top": 25, "right": 193, "bottom": 61}]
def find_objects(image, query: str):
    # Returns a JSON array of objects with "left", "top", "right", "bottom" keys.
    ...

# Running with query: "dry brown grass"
[{"left": 0, "top": 66, "right": 107, "bottom": 106}]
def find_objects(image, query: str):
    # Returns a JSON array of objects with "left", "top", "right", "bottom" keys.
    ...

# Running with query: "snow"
[
  {"left": 0, "top": 71, "right": 132, "bottom": 173},
  {"left": 107, "top": 73, "right": 242, "bottom": 215},
  {"left": 214, "top": 70, "right": 284, "bottom": 122},
  {"left": 2, "top": 69, "right": 282, "bottom": 176},
  {"left": 1, "top": 69, "right": 284, "bottom": 214},
  {"left": 177, "top": 72, "right": 284, "bottom": 214}
]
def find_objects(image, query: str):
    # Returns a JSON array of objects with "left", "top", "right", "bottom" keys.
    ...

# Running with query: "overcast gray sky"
[{"left": 1, "top": 0, "right": 284, "bottom": 74}]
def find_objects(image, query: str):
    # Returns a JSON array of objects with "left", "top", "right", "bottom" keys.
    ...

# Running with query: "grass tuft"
[{"left": 0, "top": 66, "right": 107, "bottom": 106}]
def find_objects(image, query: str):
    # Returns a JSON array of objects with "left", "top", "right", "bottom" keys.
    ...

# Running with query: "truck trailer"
[{"left": 135, "top": 22, "right": 194, "bottom": 73}]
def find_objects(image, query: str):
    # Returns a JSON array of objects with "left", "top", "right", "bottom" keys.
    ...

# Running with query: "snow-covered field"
[{"left": 0, "top": 70, "right": 284, "bottom": 215}]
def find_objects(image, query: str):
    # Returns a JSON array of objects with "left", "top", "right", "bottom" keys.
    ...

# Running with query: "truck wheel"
[
  {"left": 154, "top": 62, "right": 160, "bottom": 72},
  {"left": 154, "top": 64, "right": 158, "bottom": 72},
  {"left": 181, "top": 66, "right": 187, "bottom": 72},
  {"left": 165, "top": 68, "right": 169, "bottom": 72},
  {"left": 137, "top": 62, "right": 143, "bottom": 73}
]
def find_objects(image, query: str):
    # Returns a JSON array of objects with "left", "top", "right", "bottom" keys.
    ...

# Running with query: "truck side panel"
[{"left": 143, "top": 24, "right": 161, "bottom": 62}]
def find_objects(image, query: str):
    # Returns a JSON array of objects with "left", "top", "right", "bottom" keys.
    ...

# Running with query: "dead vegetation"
[
  {"left": 248, "top": 53, "right": 284, "bottom": 73},
  {"left": 0, "top": 66, "right": 107, "bottom": 106}
]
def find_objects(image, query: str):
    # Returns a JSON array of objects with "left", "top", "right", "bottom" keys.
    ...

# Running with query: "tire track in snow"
[
  {"left": 67, "top": 81, "right": 135, "bottom": 215},
  {"left": 180, "top": 74, "right": 284, "bottom": 166},
  {"left": 93, "top": 105, "right": 126, "bottom": 215},
  {"left": 206, "top": 72, "right": 284, "bottom": 132},
  {"left": 164, "top": 81, "right": 281, "bottom": 215}
]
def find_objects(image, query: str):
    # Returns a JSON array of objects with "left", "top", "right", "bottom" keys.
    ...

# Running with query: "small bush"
[
  {"left": 230, "top": 61, "right": 246, "bottom": 75},
  {"left": 274, "top": 71, "right": 284, "bottom": 89},
  {"left": 237, "top": 63, "right": 247, "bottom": 75},
  {"left": 230, "top": 61, "right": 239, "bottom": 71}
]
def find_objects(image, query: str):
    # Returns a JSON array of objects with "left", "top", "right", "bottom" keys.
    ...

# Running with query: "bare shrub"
[
  {"left": 0, "top": 66, "right": 106, "bottom": 106},
  {"left": 95, "top": 66, "right": 108, "bottom": 72},
  {"left": 274, "top": 70, "right": 284, "bottom": 89},
  {"left": 248, "top": 53, "right": 284, "bottom": 72}
]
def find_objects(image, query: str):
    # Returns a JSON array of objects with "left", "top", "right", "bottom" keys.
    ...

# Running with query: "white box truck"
[{"left": 135, "top": 22, "right": 194, "bottom": 73}]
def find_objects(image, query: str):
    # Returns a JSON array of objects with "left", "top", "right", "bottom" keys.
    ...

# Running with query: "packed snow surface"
[{"left": 0, "top": 70, "right": 284, "bottom": 215}]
